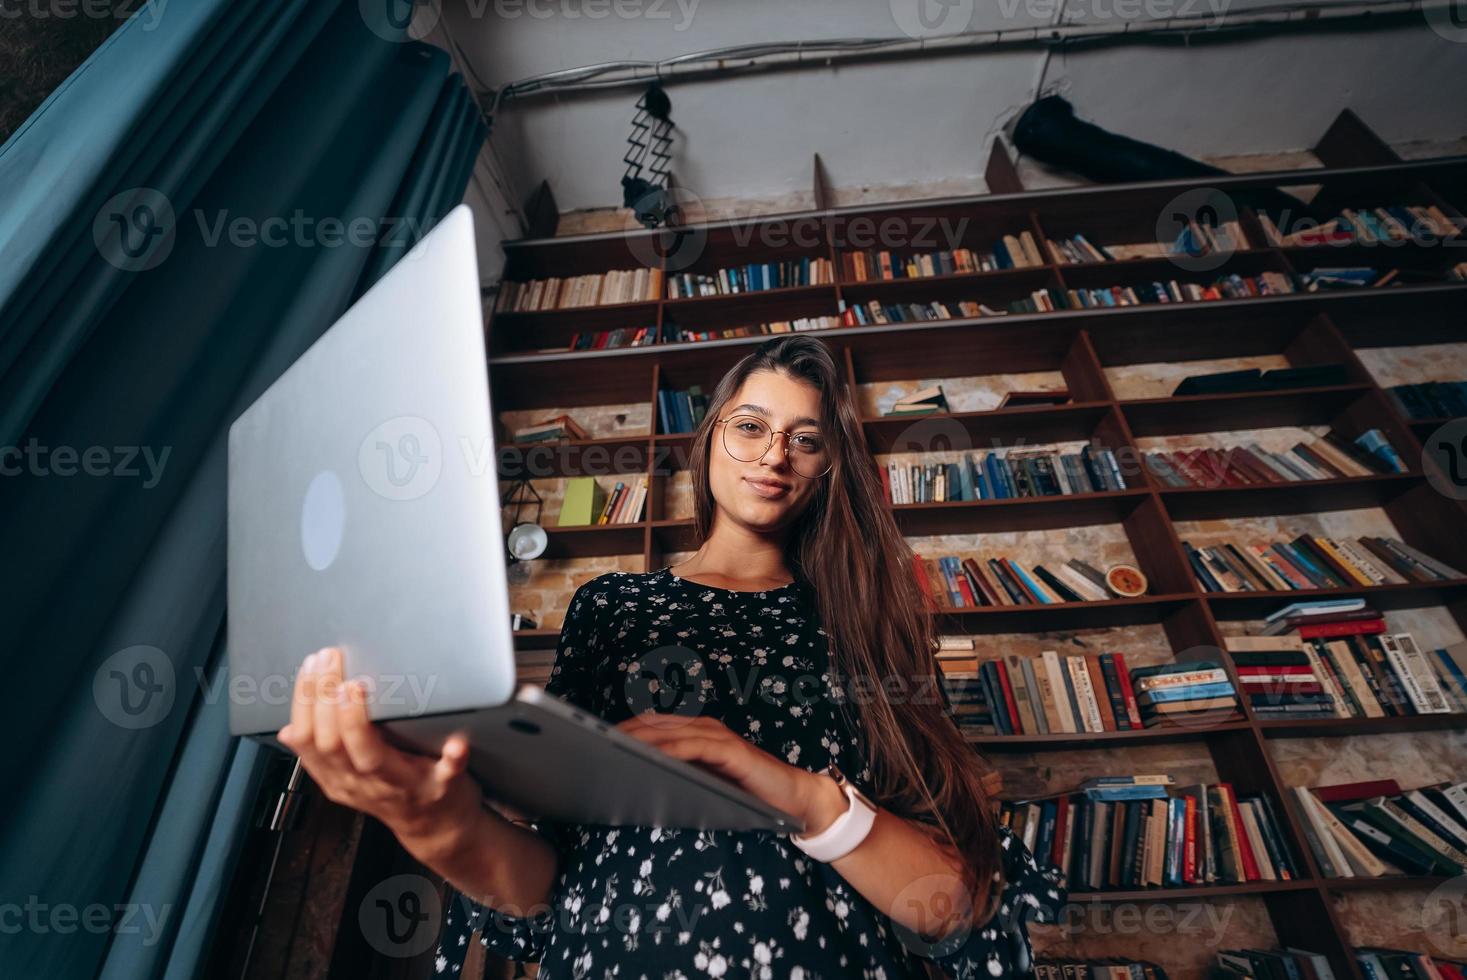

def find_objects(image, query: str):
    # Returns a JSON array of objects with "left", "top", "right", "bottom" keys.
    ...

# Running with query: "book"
[
  {"left": 558, "top": 477, "right": 607, "bottom": 527},
  {"left": 1185, "top": 535, "right": 1460, "bottom": 593},
  {"left": 511, "top": 413, "right": 592, "bottom": 443}
]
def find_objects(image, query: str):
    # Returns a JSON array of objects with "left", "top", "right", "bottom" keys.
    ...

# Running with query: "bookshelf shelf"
[
  {"left": 535, "top": 522, "right": 649, "bottom": 559},
  {"left": 1063, "top": 880, "right": 1316, "bottom": 902},
  {"left": 929, "top": 594, "right": 1198, "bottom": 634},
  {"left": 1319, "top": 875, "right": 1451, "bottom": 892},
  {"left": 1158, "top": 473, "right": 1421, "bottom": 521},
  {"left": 485, "top": 129, "right": 1467, "bottom": 980},
  {"left": 511, "top": 629, "right": 561, "bottom": 650},
  {"left": 1409, "top": 416, "right": 1460, "bottom": 438},
  {"left": 861, "top": 402, "right": 1113, "bottom": 449},
  {"left": 1120, "top": 385, "right": 1375, "bottom": 436},
  {"left": 487, "top": 285, "right": 1467, "bottom": 369},
  {"left": 892, "top": 489, "right": 1149, "bottom": 535},
  {"left": 838, "top": 266, "right": 1054, "bottom": 301},
  {"left": 969, "top": 719, "right": 1253, "bottom": 752},
  {"left": 1206, "top": 579, "right": 1467, "bottom": 619},
  {"left": 1258, "top": 713, "right": 1467, "bottom": 739}
]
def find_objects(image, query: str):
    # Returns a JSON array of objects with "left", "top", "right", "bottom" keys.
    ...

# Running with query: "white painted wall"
[{"left": 431, "top": 0, "right": 1467, "bottom": 276}]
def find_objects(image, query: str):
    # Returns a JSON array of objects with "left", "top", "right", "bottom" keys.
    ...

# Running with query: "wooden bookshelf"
[{"left": 485, "top": 112, "right": 1467, "bottom": 979}]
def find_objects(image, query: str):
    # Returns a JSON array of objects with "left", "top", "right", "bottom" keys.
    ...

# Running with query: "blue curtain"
[{"left": 0, "top": 1, "right": 487, "bottom": 977}]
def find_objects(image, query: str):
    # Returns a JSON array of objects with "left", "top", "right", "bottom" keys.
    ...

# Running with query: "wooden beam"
[
  {"left": 813, "top": 153, "right": 833, "bottom": 211},
  {"left": 523, "top": 179, "right": 559, "bottom": 238},
  {"left": 984, "top": 135, "right": 1024, "bottom": 195},
  {"left": 1312, "top": 108, "right": 1400, "bottom": 168}
]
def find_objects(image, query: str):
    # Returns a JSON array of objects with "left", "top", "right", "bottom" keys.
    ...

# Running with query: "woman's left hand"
[{"left": 614, "top": 713, "right": 841, "bottom": 832}]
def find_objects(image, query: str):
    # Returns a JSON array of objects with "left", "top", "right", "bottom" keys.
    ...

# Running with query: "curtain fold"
[{"left": 0, "top": 2, "right": 488, "bottom": 977}]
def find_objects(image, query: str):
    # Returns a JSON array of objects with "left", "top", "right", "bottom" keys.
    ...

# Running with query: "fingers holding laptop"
[
  {"left": 277, "top": 647, "right": 481, "bottom": 839},
  {"left": 616, "top": 712, "right": 826, "bottom": 831}
]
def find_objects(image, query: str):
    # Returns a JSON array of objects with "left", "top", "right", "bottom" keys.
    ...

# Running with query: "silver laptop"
[{"left": 227, "top": 205, "right": 801, "bottom": 834}]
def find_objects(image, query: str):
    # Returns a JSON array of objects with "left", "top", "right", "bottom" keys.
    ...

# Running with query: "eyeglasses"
[{"left": 714, "top": 414, "right": 832, "bottom": 479}]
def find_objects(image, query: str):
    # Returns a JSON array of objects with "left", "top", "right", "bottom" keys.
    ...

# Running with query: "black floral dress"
[{"left": 434, "top": 568, "right": 1063, "bottom": 979}]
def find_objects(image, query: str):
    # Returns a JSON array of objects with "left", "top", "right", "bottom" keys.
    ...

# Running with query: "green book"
[{"left": 559, "top": 477, "right": 607, "bottom": 527}]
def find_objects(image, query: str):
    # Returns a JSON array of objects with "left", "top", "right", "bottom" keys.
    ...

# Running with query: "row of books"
[
  {"left": 840, "top": 297, "right": 1008, "bottom": 326},
  {"left": 1253, "top": 627, "right": 1467, "bottom": 721},
  {"left": 1184, "top": 535, "right": 1464, "bottom": 594},
  {"left": 914, "top": 554, "right": 1143, "bottom": 608},
  {"left": 566, "top": 325, "right": 660, "bottom": 351},
  {"left": 1388, "top": 380, "right": 1467, "bottom": 420},
  {"left": 1259, "top": 204, "right": 1459, "bottom": 246},
  {"left": 1216, "top": 947, "right": 1338, "bottom": 980},
  {"left": 1002, "top": 776, "right": 1298, "bottom": 889},
  {"left": 820, "top": 271, "right": 1295, "bottom": 320},
  {"left": 840, "top": 232, "right": 1047, "bottom": 282},
  {"left": 1354, "top": 950, "right": 1467, "bottom": 980},
  {"left": 665, "top": 257, "right": 835, "bottom": 297},
  {"left": 1037, "top": 961, "right": 1167, "bottom": 980},
  {"left": 1293, "top": 778, "right": 1467, "bottom": 879},
  {"left": 510, "top": 413, "right": 590, "bottom": 444},
  {"left": 562, "top": 315, "right": 850, "bottom": 350},
  {"left": 1297, "top": 266, "right": 1405, "bottom": 290},
  {"left": 1170, "top": 219, "right": 1254, "bottom": 258},
  {"left": 942, "top": 651, "right": 1240, "bottom": 734},
  {"left": 1045, "top": 220, "right": 1253, "bottom": 265},
  {"left": 555, "top": 475, "right": 647, "bottom": 527},
  {"left": 1065, "top": 272, "right": 1297, "bottom": 308},
  {"left": 594, "top": 476, "right": 647, "bottom": 525},
  {"left": 1218, "top": 946, "right": 1467, "bottom": 980},
  {"left": 664, "top": 316, "right": 842, "bottom": 342},
  {"left": 497, "top": 267, "right": 663, "bottom": 312},
  {"left": 1145, "top": 430, "right": 1404, "bottom": 488},
  {"left": 1226, "top": 633, "right": 1357, "bottom": 719},
  {"left": 880, "top": 383, "right": 948, "bottom": 417},
  {"left": 881, "top": 445, "right": 1130, "bottom": 505},
  {"left": 656, "top": 385, "right": 709, "bottom": 435}
]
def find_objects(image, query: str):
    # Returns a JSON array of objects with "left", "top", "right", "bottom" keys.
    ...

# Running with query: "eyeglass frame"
[{"left": 712, "top": 415, "right": 834, "bottom": 479}]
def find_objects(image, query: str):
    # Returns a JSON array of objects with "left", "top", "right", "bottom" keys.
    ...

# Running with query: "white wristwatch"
[{"left": 790, "top": 764, "right": 877, "bottom": 862}]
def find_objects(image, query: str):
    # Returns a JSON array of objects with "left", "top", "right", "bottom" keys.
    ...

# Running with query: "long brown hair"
[{"left": 687, "top": 335, "right": 1003, "bottom": 930}]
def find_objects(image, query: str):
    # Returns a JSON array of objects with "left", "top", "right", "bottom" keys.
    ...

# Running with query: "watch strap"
[{"left": 790, "top": 771, "right": 877, "bottom": 862}]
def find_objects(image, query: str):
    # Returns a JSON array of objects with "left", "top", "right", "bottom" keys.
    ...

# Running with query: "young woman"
[{"left": 278, "top": 335, "right": 1063, "bottom": 978}]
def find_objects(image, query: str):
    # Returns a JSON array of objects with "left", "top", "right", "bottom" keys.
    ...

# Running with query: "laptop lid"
[{"left": 226, "top": 205, "right": 515, "bottom": 737}]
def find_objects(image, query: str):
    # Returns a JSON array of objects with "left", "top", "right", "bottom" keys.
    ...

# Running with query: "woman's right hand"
[{"left": 277, "top": 646, "right": 484, "bottom": 864}]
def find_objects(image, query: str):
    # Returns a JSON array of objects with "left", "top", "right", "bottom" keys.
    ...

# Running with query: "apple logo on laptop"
[{"left": 301, "top": 470, "right": 346, "bottom": 571}]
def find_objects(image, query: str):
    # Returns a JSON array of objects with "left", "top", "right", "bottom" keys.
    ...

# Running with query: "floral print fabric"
[{"left": 434, "top": 569, "right": 1063, "bottom": 978}]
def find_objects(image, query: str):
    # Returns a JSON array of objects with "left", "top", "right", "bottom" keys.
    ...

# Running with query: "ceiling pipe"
[{"left": 480, "top": 0, "right": 1450, "bottom": 116}]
